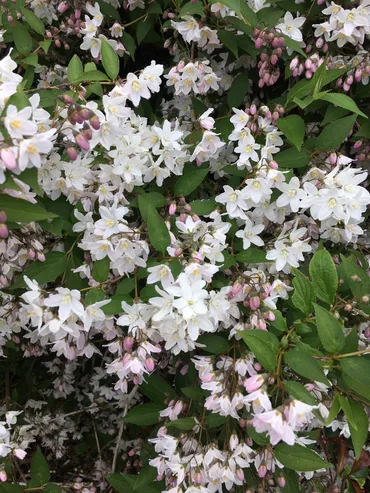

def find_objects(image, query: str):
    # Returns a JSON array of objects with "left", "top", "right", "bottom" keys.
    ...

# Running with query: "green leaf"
[
  {"left": 338, "top": 395, "right": 357, "bottom": 431},
  {"left": 325, "top": 393, "right": 341, "bottom": 425},
  {"left": 197, "top": 334, "right": 230, "bottom": 354},
  {"left": 73, "top": 70, "right": 110, "bottom": 83},
  {"left": 314, "top": 304, "right": 344, "bottom": 354},
  {"left": 280, "top": 470, "right": 300, "bottom": 493},
  {"left": 322, "top": 105, "right": 350, "bottom": 126},
  {"left": 85, "top": 288, "right": 106, "bottom": 305},
  {"left": 146, "top": 205, "right": 171, "bottom": 253},
  {"left": 13, "top": 22, "right": 33, "bottom": 54},
  {"left": 134, "top": 465, "right": 157, "bottom": 490},
  {"left": 227, "top": 71, "right": 249, "bottom": 108},
  {"left": 276, "top": 115, "right": 305, "bottom": 151},
  {"left": 274, "top": 148, "right": 310, "bottom": 168},
  {"left": 122, "top": 403, "right": 165, "bottom": 426},
  {"left": 22, "top": 53, "right": 38, "bottom": 68},
  {"left": 174, "top": 168, "right": 209, "bottom": 197},
  {"left": 340, "top": 255, "right": 370, "bottom": 313},
  {"left": 316, "top": 114, "right": 357, "bottom": 151},
  {"left": 309, "top": 249, "right": 338, "bottom": 305},
  {"left": 122, "top": 32, "right": 136, "bottom": 60},
  {"left": 274, "top": 443, "right": 330, "bottom": 471},
  {"left": 12, "top": 252, "right": 68, "bottom": 289},
  {"left": 347, "top": 399, "right": 368, "bottom": 460},
  {"left": 287, "top": 78, "right": 313, "bottom": 105},
  {"left": 136, "top": 192, "right": 167, "bottom": 221},
  {"left": 341, "top": 372, "right": 370, "bottom": 403},
  {"left": 18, "top": 168, "right": 43, "bottom": 196},
  {"left": 340, "top": 356, "right": 370, "bottom": 389},
  {"left": 247, "top": 426, "right": 270, "bottom": 446},
  {"left": 236, "top": 247, "right": 267, "bottom": 264},
  {"left": 283, "top": 381, "right": 316, "bottom": 405},
  {"left": 206, "top": 413, "right": 227, "bottom": 428},
  {"left": 283, "top": 35, "right": 306, "bottom": 57},
  {"left": 0, "top": 195, "right": 57, "bottom": 223},
  {"left": 31, "top": 447, "right": 50, "bottom": 485},
  {"left": 270, "top": 310, "right": 288, "bottom": 332},
  {"left": 189, "top": 199, "right": 217, "bottom": 215},
  {"left": 0, "top": 485, "right": 24, "bottom": 493},
  {"left": 92, "top": 257, "right": 110, "bottom": 283},
  {"left": 284, "top": 348, "right": 330, "bottom": 385},
  {"left": 101, "top": 38, "right": 120, "bottom": 80},
  {"left": 136, "top": 16, "right": 155, "bottom": 45},
  {"left": 315, "top": 92, "right": 367, "bottom": 119},
  {"left": 21, "top": 7, "right": 45, "bottom": 35},
  {"left": 101, "top": 295, "right": 132, "bottom": 315},
  {"left": 40, "top": 40, "right": 52, "bottom": 53},
  {"left": 44, "top": 484, "right": 62, "bottom": 493},
  {"left": 107, "top": 473, "right": 135, "bottom": 493},
  {"left": 141, "top": 373, "right": 177, "bottom": 403},
  {"left": 167, "top": 418, "right": 195, "bottom": 430},
  {"left": 218, "top": 30, "right": 238, "bottom": 58},
  {"left": 116, "top": 278, "right": 135, "bottom": 295},
  {"left": 179, "top": 1, "right": 204, "bottom": 17},
  {"left": 181, "top": 387, "right": 208, "bottom": 400},
  {"left": 239, "top": 329, "right": 279, "bottom": 372},
  {"left": 291, "top": 268, "right": 315, "bottom": 316}
]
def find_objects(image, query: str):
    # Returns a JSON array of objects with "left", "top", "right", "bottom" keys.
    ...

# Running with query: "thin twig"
[{"left": 111, "top": 385, "right": 139, "bottom": 473}]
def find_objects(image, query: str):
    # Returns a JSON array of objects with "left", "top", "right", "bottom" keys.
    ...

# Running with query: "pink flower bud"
[
  {"left": 174, "top": 248, "right": 183, "bottom": 257},
  {"left": 67, "top": 147, "right": 78, "bottom": 161},
  {"left": 128, "top": 449, "right": 135, "bottom": 457},
  {"left": 0, "top": 224, "right": 9, "bottom": 239},
  {"left": 200, "top": 118, "right": 214, "bottom": 131},
  {"left": 75, "top": 133, "right": 90, "bottom": 151},
  {"left": 57, "top": 2, "right": 69, "bottom": 13},
  {"left": 28, "top": 249, "right": 36, "bottom": 260},
  {"left": 316, "top": 38, "right": 324, "bottom": 49},
  {"left": 37, "top": 252, "right": 45, "bottom": 262},
  {"left": 0, "top": 471, "right": 7, "bottom": 482},
  {"left": 268, "top": 311, "right": 275, "bottom": 321},
  {"left": 258, "top": 319, "right": 267, "bottom": 330},
  {"left": 269, "top": 160, "right": 278, "bottom": 170},
  {"left": 232, "top": 282, "right": 242, "bottom": 296},
  {"left": 168, "top": 203, "right": 177, "bottom": 216},
  {"left": 305, "top": 70, "right": 313, "bottom": 79},
  {"left": 250, "top": 104, "right": 257, "bottom": 115},
  {"left": 258, "top": 464, "right": 267, "bottom": 478},
  {"left": 254, "top": 363, "right": 262, "bottom": 371},
  {"left": 0, "top": 211, "right": 6, "bottom": 223},
  {"left": 55, "top": 39, "right": 61, "bottom": 48},
  {"left": 290, "top": 57, "right": 299, "bottom": 70},
  {"left": 180, "top": 364, "right": 189, "bottom": 375},
  {"left": 255, "top": 38, "right": 263, "bottom": 49},
  {"left": 329, "top": 153, "right": 337, "bottom": 165},
  {"left": 244, "top": 374, "right": 264, "bottom": 393},
  {"left": 194, "top": 472, "right": 202, "bottom": 484},
  {"left": 364, "top": 327, "right": 370, "bottom": 338},
  {"left": 0, "top": 147, "right": 17, "bottom": 170},
  {"left": 89, "top": 115, "right": 101, "bottom": 130},
  {"left": 353, "top": 140, "right": 362, "bottom": 149},
  {"left": 124, "top": 336, "right": 134, "bottom": 351},
  {"left": 145, "top": 357, "right": 155, "bottom": 372},
  {"left": 167, "top": 12, "right": 176, "bottom": 19},
  {"left": 250, "top": 295, "right": 260, "bottom": 311},
  {"left": 277, "top": 475, "right": 286, "bottom": 487},
  {"left": 236, "top": 469, "right": 244, "bottom": 481}
]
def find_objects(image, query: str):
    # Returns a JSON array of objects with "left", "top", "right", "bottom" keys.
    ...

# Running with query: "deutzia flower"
[
  {"left": 276, "top": 12, "right": 306, "bottom": 42},
  {"left": 44, "top": 288, "right": 85, "bottom": 322},
  {"left": 4, "top": 105, "right": 37, "bottom": 139},
  {"left": 235, "top": 218, "right": 264, "bottom": 249}
]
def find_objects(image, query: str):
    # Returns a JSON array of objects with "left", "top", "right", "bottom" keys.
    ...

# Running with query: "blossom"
[
  {"left": 4, "top": 105, "right": 37, "bottom": 139},
  {"left": 44, "top": 288, "right": 85, "bottom": 322},
  {"left": 276, "top": 12, "right": 306, "bottom": 42}
]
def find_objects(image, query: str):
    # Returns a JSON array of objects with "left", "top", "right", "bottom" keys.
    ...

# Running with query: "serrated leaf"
[
  {"left": 284, "top": 348, "right": 330, "bottom": 386},
  {"left": 239, "top": 329, "right": 279, "bottom": 372},
  {"left": 347, "top": 399, "right": 368, "bottom": 460},
  {"left": 0, "top": 195, "right": 57, "bottom": 223},
  {"left": 21, "top": 7, "right": 45, "bottom": 35},
  {"left": 92, "top": 257, "right": 110, "bottom": 283},
  {"left": 101, "top": 38, "right": 120, "bottom": 80},
  {"left": 167, "top": 418, "right": 195, "bottom": 430},
  {"left": 338, "top": 395, "right": 357, "bottom": 431},
  {"left": 314, "top": 304, "right": 344, "bottom": 354},
  {"left": 325, "top": 393, "right": 341, "bottom": 425},
  {"left": 12, "top": 252, "right": 67, "bottom": 289},
  {"left": 316, "top": 114, "right": 357, "bottom": 151},
  {"left": 122, "top": 403, "right": 165, "bottom": 426},
  {"left": 179, "top": 1, "right": 204, "bottom": 18},
  {"left": 316, "top": 92, "right": 367, "bottom": 118},
  {"left": 197, "top": 334, "right": 230, "bottom": 354},
  {"left": 276, "top": 115, "right": 305, "bottom": 151},
  {"left": 31, "top": 447, "right": 50, "bottom": 485},
  {"left": 283, "top": 381, "right": 316, "bottom": 405},
  {"left": 146, "top": 204, "right": 170, "bottom": 253},
  {"left": 73, "top": 70, "right": 110, "bottom": 83},
  {"left": 274, "top": 148, "right": 310, "bottom": 168},
  {"left": 340, "top": 356, "right": 370, "bottom": 389},
  {"left": 274, "top": 443, "right": 330, "bottom": 471},
  {"left": 227, "top": 71, "right": 249, "bottom": 108},
  {"left": 283, "top": 35, "right": 306, "bottom": 57},
  {"left": 292, "top": 269, "right": 315, "bottom": 316},
  {"left": 13, "top": 21, "right": 32, "bottom": 54},
  {"left": 174, "top": 168, "right": 209, "bottom": 197},
  {"left": 236, "top": 247, "right": 268, "bottom": 264},
  {"left": 189, "top": 199, "right": 217, "bottom": 215},
  {"left": 309, "top": 249, "right": 338, "bottom": 305}
]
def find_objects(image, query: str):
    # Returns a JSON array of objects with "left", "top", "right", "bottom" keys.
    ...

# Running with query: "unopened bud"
[
  {"left": 89, "top": 115, "right": 101, "bottom": 130},
  {"left": 258, "top": 464, "right": 267, "bottom": 478},
  {"left": 277, "top": 475, "right": 286, "bottom": 487},
  {"left": 67, "top": 147, "right": 78, "bottom": 161},
  {"left": 0, "top": 471, "right": 7, "bottom": 482},
  {"left": 75, "top": 133, "right": 90, "bottom": 151},
  {"left": 0, "top": 211, "right": 6, "bottom": 223},
  {"left": 0, "top": 223, "right": 8, "bottom": 239}
]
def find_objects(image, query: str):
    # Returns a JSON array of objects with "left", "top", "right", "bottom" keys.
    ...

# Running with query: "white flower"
[
  {"left": 235, "top": 218, "right": 264, "bottom": 249},
  {"left": 266, "top": 240, "right": 299, "bottom": 272},
  {"left": 276, "top": 177, "right": 306, "bottom": 212},
  {"left": 44, "top": 288, "right": 85, "bottom": 322},
  {"left": 166, "top": 273, "right": 208, "bottom": 320},
  {"left": 276, "top": 12, "right": 306, "bottom": 42},
  {"left": 147, "top": 264, "right": 174, "bottom": 289},
  {"left": 19, "top": 129, "right": 56, "bottom": 171},
  {"left": 4, "top": 105, "right": 37, "bottom": 139},
  {"left": 171, "top": 16, "right": 201, "bottom": 43},
  {"left": 124, "top": 72, "right": 151, "bottom": 107}
]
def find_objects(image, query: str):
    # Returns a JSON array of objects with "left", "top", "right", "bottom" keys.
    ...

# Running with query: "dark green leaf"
[
  {"left": 274, "top": 443, "right": 330, "bottom": 471},
  {"left": 116, "top": 278, "right": 135, "bottom": 295},
  {"left": 13, "top": 22, "right": 32, "bottom": 54},
  {"left": 12, "top": 252, "right": 68, "bottom": 289},
  {"left": 274, "top": 148, "right": 310, "bottom": 168},
  {"left": 347, "top": 399, "right": 368, "bottom": 460},
  {"left": 189, "top": 199, "right": 217, "bottom": 215},
  {"left": 291, "top": 268, "right": 315, "bottom": 316},
  {"left": 239, "top": 329, "right": 279, "bottom": 372},
  {"left": 340, "top": 356, "right": 370, "bottom": 389},
  {"left": 21, "top": 7, "right": 45, "bottom": 34},
  {"left": 167, "top": 418, "right": 195, "bottom": 430},
  {"left": 316, "top": 93, "right": 367, "bottom": 118},
  {"left": 181, "top": 387, "right": 208, "bottom": 400},
  {"left": 314, "top": 304, "right": 344, "bottom": 354},
  {"left": 141, "top": 373, "right": 177, "bottom": 403},
  {"left": 92, "top": 257, "right": 110, "bottom": 283},
  {"left": 197, "top": 334, "right": 230, "bottom": 354},
  {"left": 0, "top": 195, "right": 57, "bottom": 223},
  {"left": 174, "top": 168, "right": 209, "bottom": 197},
  {"left": 85, "top": 288, "right": 106, "bottom": 305},
  {"left": 218, "top": 30, "right": 238, "bottom": 58},
  {"left": 179, "top": 1, "right": 204, "bottom": 17},
  {"left": 283, "top": 381, "right": 316, "bottom": 405},
  {"left": 316, "top": 114, "right": 357, "bottom": 151},
  {"left": 146, "top": 205, "right": 171, "bottom": 253},
  {"left": 122, "top": 403, "right": 165, "bottom": 426},
  {"left": 236, "top": 247, "right": 268, "bottom": 264},
  {"left": 101, "top": 38, "right": 120, "bottom": 80},
  {"left": 309, "top": 249, "right": 338, "bottom": 305},
  {"left": 284, "top": 348, "right": 330, "bottom": 385},
  {"left": 31, "top": 447, "right": 50, "bottom": 485},
  {"left": 276, "top": 115, "right": 305, "bottom": 151},
  {"left": 227, "top": 71, "right": 249, "bottom": 108},
  {"left": 73, "top": 70, "right": 110, "bottom": 83}
]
